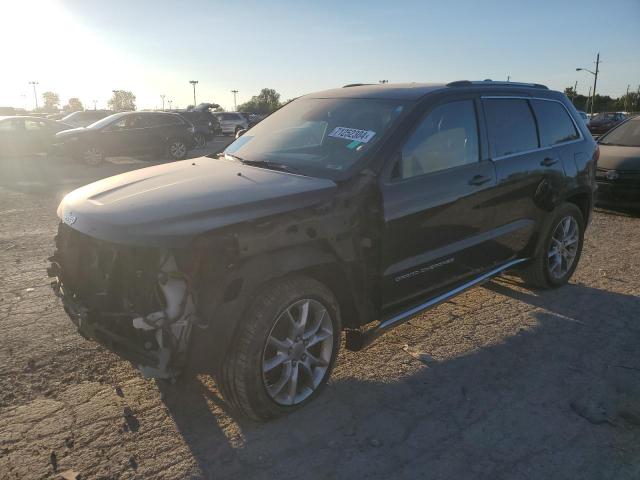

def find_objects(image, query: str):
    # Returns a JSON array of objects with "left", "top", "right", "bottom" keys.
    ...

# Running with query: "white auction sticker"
[{"left": 328, "top": 127, "right": 376, "bottom": 143}]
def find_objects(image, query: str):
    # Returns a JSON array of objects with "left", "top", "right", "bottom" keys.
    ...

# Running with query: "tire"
[
  {"left": 219, "top": 275, "right": 341, "bottom": 421},
  {"left": 79, "top": 146, "right": 104, "bottom": 166},
  {"left": 193, "top": 133, "right": 206, "bottom": 149},
  {"left": 167, "top": 138, "right": 188, "bottom": 161},
  {"left": 520, "top": 202, "right": 585, "bottom": 289}
]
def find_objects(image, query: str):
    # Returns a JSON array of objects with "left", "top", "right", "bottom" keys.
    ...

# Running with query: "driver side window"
[{"left": 400, "top": 100, "right": 479, "bottom": 179}]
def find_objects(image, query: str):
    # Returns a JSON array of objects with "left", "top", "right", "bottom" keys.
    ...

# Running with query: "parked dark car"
[
  {"left": 588, "top": 111, "right": 626, "bottom": 135},
  {"left": 595, "top": 115, "right": 640, "bottom": 206},
  {"left": 0, "top": 116, "right": 73, "bottom": 156},
  {"left": 52, "top": 111, "right": 196, "bottom": 165},
  {"left": 60, "top": 110, "right": 112, "bottom": 127},
  {"left": 50, "top": 81, "right": 597, "bottom": 420},
  {"left": 175, "top": 110, "right": 221, "bottom": 148}
]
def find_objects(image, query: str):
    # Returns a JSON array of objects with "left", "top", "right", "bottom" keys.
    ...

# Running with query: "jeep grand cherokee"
[{"left": 49, "top": 81, "right": 597, "bottom": 421}]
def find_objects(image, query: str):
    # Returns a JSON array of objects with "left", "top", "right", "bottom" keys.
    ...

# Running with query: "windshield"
[
  {"left": 86, "top": 112, "right": 127, "bottom": 129},
  {"left": 599, "top": 119, "right": 640, "bottom": 147},
  {"left": 224, "top": 97, "right": 409, "bottom": 178}
]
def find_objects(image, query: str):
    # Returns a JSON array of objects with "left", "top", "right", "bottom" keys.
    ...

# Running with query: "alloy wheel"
[
  {"left": 547, "top": 215, "right": 579, "bottom": 279},
  {"left": 194, "top": 133, "right": 206, "bottom": 149},
  {"left": 262, "top": 299, "right": 334, "bottom": 406},
  {"left": 170, "top": 141, "right": 187, "bottom": 159},
  {"left": 83, "top": 147, "right": 103, "bottom": 166}
]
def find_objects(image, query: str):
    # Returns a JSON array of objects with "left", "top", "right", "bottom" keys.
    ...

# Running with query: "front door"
[{"left": 380, "top": 98, "right": 500, "bottom": 312}]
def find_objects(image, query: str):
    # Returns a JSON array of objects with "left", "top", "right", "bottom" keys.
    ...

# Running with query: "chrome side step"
[{"left": 346, "top": 258, "right": 528, "bottom": 351}]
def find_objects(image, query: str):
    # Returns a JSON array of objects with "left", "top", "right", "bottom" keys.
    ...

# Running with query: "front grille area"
[{"left": 50, "top": 223, "right": 163, "bottom": 315}]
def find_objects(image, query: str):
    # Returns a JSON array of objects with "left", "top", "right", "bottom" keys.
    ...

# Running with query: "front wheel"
[
  {"left": 520, "top": 202, "right": 585, "bottom": 289},
  {"left": 219, "top": 275, "right": 341, "bottom": 421},
  {"left": 167, "top": 139, "right": 188, "bottom": 161}
]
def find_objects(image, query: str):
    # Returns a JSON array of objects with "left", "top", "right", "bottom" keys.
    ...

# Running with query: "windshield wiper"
[{"left": 225, "top": 153, "right": 300, "bottom": 174}]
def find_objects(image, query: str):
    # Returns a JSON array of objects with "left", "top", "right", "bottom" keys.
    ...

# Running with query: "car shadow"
[{"left": 157, "top": 280, "right": 640, "bottom": 479}]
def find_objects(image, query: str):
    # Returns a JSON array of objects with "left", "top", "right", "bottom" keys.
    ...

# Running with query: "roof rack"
[
  {"left": 446, "top": 80, "right": 549, "bottom": 90},
  {"left": 342, "top": 83, "right": 375, "bottom": 88}
]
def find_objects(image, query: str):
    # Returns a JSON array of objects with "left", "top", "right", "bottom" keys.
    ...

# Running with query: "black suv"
[
  {"left": 50, "top": 81, "right": 597, "bottom": 420},
  {"left": 53, "top": 111, "right": 196, "bottom": 165}
]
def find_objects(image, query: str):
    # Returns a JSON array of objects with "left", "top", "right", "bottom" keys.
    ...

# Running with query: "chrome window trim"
[{"left": 481, "top": 95, "right": 584, "bottom": 161}]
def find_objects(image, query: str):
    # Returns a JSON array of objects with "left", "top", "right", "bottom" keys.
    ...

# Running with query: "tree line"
[{"left": 564, "top": 86, "right": 640, "bottom": 113}]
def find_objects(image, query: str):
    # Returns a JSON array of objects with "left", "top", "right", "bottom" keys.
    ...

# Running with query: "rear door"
[
  {"left": 482, "top": 96, "right": 566, "bottom": 260},
  {"left": 380, "top": 97, "right": 500, "bottom": 311}
]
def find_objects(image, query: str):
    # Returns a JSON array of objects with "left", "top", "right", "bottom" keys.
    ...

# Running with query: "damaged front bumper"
[{"left": 49, "top": 224, "right": 198, "bottom": 379}]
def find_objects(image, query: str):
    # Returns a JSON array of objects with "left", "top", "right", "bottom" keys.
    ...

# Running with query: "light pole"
[
  {"left": 28, "top": 81, "right": 39, "bottom": 110},
  {"left": 231, "top": 89, "right": 238, "bottom": 111},
  {"left": 93, "top": 100, "right": 97, "bottom": 110},
  {"left": 576, "top": 52, "right": 600, "bottom": 117},
  {"left": 189, "top": 80, "right": 198, "bottom": 107},
  {"left": 168, "top": 99, "right": 173, "bottom": 110},
  {"left": 160, "top": 94, "right": 166, "bottom": 111}
]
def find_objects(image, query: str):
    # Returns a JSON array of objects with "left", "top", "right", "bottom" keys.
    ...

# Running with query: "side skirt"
[{"left": 345, "top": 258, "right": 529, "bottom": 351}]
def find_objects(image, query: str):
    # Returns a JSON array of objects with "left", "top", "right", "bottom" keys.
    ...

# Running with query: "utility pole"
[
  {"left": 28, "top": 81, "right": 39, "bottom": 110},
  {"left": 576, "top": 53, "right": 600, "bottom": 117},
  {"left": 189, "top": 80, "right": 198, "bottom": 107},
  {"left": 231, "top": 89, "right": 238, "bottom": 111},
  {"left": 160, "top": 94, "right": 166, "bottom": 111},
  {"left": 591, "top": 52, "right": 600, "bottom": 117}
]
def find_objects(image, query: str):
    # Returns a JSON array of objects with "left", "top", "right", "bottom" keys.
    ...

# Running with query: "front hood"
[
  {"left": 598, "top": 145, "right": 640, "bottom": 170},
  {"left": 57, "top": 157, "right": 337, "bottom": 247},
  {"left": 56, "top": 127, "right": 88, "bottom": 138}
]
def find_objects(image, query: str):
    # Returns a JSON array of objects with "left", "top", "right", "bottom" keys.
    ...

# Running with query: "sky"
[{"left": 1, "top": 0, "right": 638, "bottom": 111}]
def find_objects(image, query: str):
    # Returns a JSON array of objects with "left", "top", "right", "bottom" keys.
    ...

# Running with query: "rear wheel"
[
  {"left": 219, "top": 275, "right": 341, "bottom": 421},
  {"left": 167, "top": 139, "right": 188, "bottom": 160},
  {"left": 193, "top": 132, "right": 207, "bottom": 149},
  {"left": 520, "top": 203, "right": 585, "bottom": 289},
  {"left": 80, "top": 146, "right": 104, "bottom": 166}
]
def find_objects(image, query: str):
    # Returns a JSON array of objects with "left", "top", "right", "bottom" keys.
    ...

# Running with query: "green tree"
[
  {"left": 237, "top": 88, "right": 282, "bottom": 114},
  {"left": 42, "top": 91, "right": 60, "bottom": 112},
  {"left": 108, "top": 90, "right": 136, "bottom": 111},
  {"left": 64, "top": 97, "right": 84, "bottom": 112}
]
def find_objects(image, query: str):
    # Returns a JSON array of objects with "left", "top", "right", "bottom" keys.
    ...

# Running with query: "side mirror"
[{"left": 235, "top": 129, "right": 247, "bottom": 139}]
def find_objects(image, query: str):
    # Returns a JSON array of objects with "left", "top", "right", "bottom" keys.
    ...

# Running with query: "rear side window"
[
  {"left": 531, "top": 100, "right": 579, "bottom": 146},
  {"left": 147, "top": 114, "right": 184, "bottom": 126},
  {"left": 484, "top": 99, "right": 538, "bottom": 157},
  {"left": 400, "top": 99, "right": 479, "bottom": 179}
]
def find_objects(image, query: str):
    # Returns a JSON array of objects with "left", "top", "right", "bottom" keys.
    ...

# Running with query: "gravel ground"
[{"left": 1, "top": 153, "right": 639, "bottom": 479}]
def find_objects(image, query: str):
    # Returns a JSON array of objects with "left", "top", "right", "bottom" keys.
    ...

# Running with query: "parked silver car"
[{"left": 212, "top": 112, "right": 249, "bottom": 135}]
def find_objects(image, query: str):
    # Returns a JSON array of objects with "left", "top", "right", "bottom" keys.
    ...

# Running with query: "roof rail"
[
  {"left": 342, "top": 83, "right": 374, "bottom": 88},
  {"left": 446, "top": 80, "right": 549, "bottom": 90}
]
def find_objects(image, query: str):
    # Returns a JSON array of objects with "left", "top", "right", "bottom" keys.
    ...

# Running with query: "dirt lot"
[{"left": 1, "top": 152, "right": 639, "bottom": 480}]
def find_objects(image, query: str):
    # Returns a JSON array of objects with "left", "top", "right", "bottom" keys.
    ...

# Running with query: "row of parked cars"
[{"left": 0, "top": 107, "right": 263, "bottom": 164}]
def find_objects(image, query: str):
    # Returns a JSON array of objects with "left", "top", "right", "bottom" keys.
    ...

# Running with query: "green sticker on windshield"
[{"left": 346, "top": 140, "right": 361, "bottom": 150}]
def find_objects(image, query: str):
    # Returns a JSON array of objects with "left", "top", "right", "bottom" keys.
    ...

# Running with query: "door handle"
[
  {"left": 468, "top": 174, "right": 491, "bottom": 186},
  {"left": 541, "top": 157, "right": 559, "bottom": 167}
]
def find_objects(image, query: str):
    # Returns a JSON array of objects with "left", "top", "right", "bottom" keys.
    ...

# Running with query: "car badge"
[
  {"left": 63, "top": 213, "right": 77, "bottom": 225},
  {"left": 605, "top": 170, "right": 619, "bottom": 180}
]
